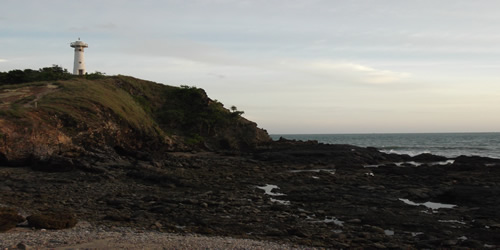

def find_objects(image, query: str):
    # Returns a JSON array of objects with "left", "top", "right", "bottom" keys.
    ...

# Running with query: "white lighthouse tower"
[{"left": 70, "top": 38, "right": 88, "bottom": 75}]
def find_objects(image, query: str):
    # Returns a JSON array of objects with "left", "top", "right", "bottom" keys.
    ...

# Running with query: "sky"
[{"left": 1, "top": 0, "right": 500, "bottom": 134}]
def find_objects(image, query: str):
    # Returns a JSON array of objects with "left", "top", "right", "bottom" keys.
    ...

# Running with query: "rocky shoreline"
[{"left": 1, "top": 140, "right": 500, "bottom": 249}]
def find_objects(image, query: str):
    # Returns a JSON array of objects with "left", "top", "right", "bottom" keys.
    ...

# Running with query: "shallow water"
[
  {"left": 289, "top": 169, "right": 336, "bottom": 174},
  {"left": 256, "top": 184, "right": 290, "bottom": 205},
  {"left": 256, "top": 184, "right": 285, "bottom": 196},
  {"left": 399, "top": 198, "right": 457, "bottom": 210}
]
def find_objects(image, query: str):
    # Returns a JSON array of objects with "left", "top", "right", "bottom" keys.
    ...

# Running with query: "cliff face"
[{"left": 0, "top": 76, "right": 271, "bottom": 165}]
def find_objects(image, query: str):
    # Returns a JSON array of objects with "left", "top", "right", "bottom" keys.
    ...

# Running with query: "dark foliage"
[
  {"left": 0, "top": 65, "right": 74, "bottom": 84},
  {"left": 155, "top": 85, "right": 242, "bottom": 139},
  {"left": 0, "top": 66, "right": 107, "bottom": 84}
]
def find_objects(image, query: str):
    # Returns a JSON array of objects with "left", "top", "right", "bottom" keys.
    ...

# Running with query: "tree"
[{"left": 230, "top": 105, "right": 244, "bottom": 117}]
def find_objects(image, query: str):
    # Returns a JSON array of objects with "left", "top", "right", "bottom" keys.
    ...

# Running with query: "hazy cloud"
[
  {"left": 124, "top": 38, "right": 248, "bottom": 67},
  {"left": 279, "top": 60, "right": 410, "bottom": 85},
  {"left": 0, "top": 59, "right": 7, "bottom": 63}
]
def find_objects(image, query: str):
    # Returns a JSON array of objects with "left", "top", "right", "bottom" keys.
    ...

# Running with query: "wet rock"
[
  {"left": 16, "top": 242, "right": 32, "bottom": 250},
  {"left": 460, "top": 239, "right": 483, "bottom": 248},
  {"left": 0, "top": 185, "right": 12, "bottom": 192},
  {"left": 0, "top": 207, "right": 25, "bottom": 232},
  {"left": 348, "top": 218, "right": 362, "bottom": 223},
  {"left": 412, "top": 153, "right": 448, "bottom": 162},
  {"left": 372, "top": 243, "right": 387, "bottom": 249},
  {"left": 368, "top": 226, "right": 385, "bottom": 234},
  {"left": 27, "top": 211, "right": 77, "bottom": 229},
  {"left": 407, "top": 188, "right": 431, "bottom": 200},
  {"left": 441, "top": 239, "right": 458, "bottom": 247}
]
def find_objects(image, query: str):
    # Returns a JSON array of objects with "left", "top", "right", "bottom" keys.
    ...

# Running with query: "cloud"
[
  {"left": 0, "top": 59, "right": 7, "bottom": 63},
  {"left": 124, "top": 38, "right": 244, "bottom": 67},
  {"left": 279, "top": 60, "right": 410, "bottom": 85}
]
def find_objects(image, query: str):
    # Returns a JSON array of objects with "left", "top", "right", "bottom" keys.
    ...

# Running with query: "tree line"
[{"left": 0, "top": 65, "right": 106, "bottom": 84}]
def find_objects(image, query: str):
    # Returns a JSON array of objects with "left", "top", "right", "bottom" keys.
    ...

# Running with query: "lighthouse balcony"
[{"left": 70, "top": 41, "right": 88, "bottom": 48}]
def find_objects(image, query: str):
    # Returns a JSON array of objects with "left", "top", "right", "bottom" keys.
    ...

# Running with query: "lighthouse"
[{"left": 70, "top": 38, "right": 88, "bottom": 75}]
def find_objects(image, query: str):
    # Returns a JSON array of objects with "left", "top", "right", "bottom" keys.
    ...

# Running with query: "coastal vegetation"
[
  {"left": 0, "top": 67, "right": 270, "bottom": 165},
  {"left": 0, "top": 65, "right": 106, "bottom": 85}
]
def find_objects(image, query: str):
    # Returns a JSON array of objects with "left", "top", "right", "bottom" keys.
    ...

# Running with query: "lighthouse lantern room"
[{"left": 70, "top": 38, "right": 88, "bottom": 75}]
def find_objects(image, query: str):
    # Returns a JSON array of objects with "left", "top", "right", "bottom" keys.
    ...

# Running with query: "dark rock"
[
  {"left": 348, "top": 218, "right": 362, "bottom": 223},
  {"left": 287, "top": 227, "right": 310, "bottom": 238},
  {"left": 75, "top": 160, "right": 107, "bottom": 174},
  {"left": 32, "top": 156, "right": 75, "bottom": 172},
  {"left": 454, "top": 155, "right": 500, "bottom": 164},
  {"left": 372, "top": 243, "right": 387, "bottom": 249},
  {"left": 435, "top": 185, "right": 500, "bottom": 205},
  {"left": 0, "top": 152, "right": 7, "bottom": 165},
  {"left": 407, "top": 188, "right": 431, "bottom": 200},
  {"left": 103, "top": 214, "right": 131, "bottom": 222},
  {"left": 0, "top": 207, "right": 25, "bottom": 232},
  {"left": 27, "top": 212, "right": 77, "bottom": 229},
  {"left": 452, "top": 155, "right": 500, "bottom": 170},
  {"left": 460, "top": 240, "right": 483, "bottom": 248},
  {"left": 266, "top": 229, "right": 285, "bottom": 236},
  {"left": 441, "top": 239, "right": 458, "bottom": 246},
  {"left": 412, "top": 153, "right": 448, "bottom": 162},
  {"left": 16, "top": 242, "right": 31, "bottom": 250},
  {"left": 0, "top": 185, "right": 12, "bottom": 192}
]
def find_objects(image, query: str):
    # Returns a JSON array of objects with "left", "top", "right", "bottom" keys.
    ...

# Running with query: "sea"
[{"left": 270, "top": 133, "right": 500, "bottom": 159}]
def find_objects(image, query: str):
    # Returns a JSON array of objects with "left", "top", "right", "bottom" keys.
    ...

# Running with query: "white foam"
[
  {"left": 433, "top": 160, "right": 455, "bottom": 165},
  {"left": 395, "top": 161, "right": 422, "bottom": 167},
  {"left": 393, "top": 160, "right": 455, "bottom": 167}
]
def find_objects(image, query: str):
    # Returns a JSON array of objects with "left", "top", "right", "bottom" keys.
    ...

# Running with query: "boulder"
[
  {"left": 0, "top": 207, "right": 25, "bottom": 232},
  {"left": 27, "top": 211, "right": 77, "bottom": 229}
]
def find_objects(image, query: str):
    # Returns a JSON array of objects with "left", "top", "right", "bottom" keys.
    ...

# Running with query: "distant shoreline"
[{"left": 270, "top": 133, "right": 500, "bottom": 159}]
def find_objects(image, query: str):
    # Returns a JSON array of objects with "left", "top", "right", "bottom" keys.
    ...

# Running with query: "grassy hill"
[{"left": 0, "top": 71, "right": 270, "bottom": 165}]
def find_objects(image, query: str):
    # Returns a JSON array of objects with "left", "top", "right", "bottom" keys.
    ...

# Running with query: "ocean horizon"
[{"left": 270, "top": 132, "right": 500, "bottom": 159}]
